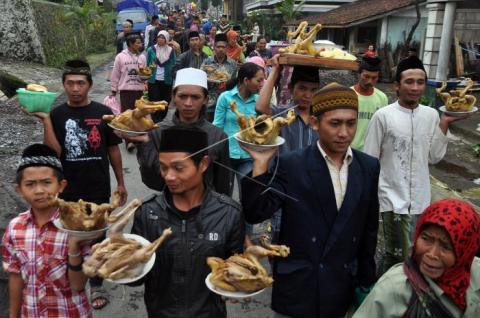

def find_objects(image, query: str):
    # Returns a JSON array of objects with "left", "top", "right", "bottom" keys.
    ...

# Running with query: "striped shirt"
[
  {"left": 2, "top": 210, "right": 92, "bottom": 318},
  {"left": 317, "top": 143, "right": 353, "bottom": 210},
  {"left": 272, "top": 104, "right": 318, "bottom": 154}
]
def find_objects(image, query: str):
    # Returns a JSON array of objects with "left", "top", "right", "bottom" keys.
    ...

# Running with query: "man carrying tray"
[
  {"left": 129, "top": 125, "right": 244, "bottom": 318},
  {"left": 254, "top": 54, "right": 320, "bottom": 242},
  {"left": 255, "top": 54, "right": 319, "bottom": 153},
  {"left": 131, "top": 68, "right": 232, "bottom": 196}
]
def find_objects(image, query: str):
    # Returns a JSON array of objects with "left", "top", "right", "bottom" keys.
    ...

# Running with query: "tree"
[
  {"left": 62, "top": 0, "right": 114, "bottom": 58},
  {"left": 276, "top": 0, "right": 306, "bottom": 24}
]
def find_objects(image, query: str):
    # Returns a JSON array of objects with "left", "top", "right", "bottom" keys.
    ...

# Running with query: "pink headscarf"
[
  {"left": 190, "top": 24, "right": 199, "bottom": 32},
  {"left": 247, "top": 56, "right": 266, "bottom": 70}
]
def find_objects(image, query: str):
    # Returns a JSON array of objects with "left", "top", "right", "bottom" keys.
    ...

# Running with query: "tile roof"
[{"left": 297, "top": 0, "right": 425, "bottom": 28}]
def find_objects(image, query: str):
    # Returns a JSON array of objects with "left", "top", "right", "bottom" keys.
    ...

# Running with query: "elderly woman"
[
  {"left": 146, "top": 30, "right": 176, "bottom": 122},
  {"left": 226, "top": 30, "right": 245, "bottom": 63},
  {"left": 354, "top": 199, "right": 480, "bottom": 317}
]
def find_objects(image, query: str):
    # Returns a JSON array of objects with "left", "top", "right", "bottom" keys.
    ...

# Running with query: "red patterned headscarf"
[{"left": 412, "top": 199, "right": 480, "bottom": 311}]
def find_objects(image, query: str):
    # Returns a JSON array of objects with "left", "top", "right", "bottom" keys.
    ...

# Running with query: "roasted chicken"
[
  {"left": 138, "top": 66, "right": 153, "bottom": 77},
  {"left": 280, "top": 22, "right": 323, "bottom": 56},
  {"left": 202, "top": 65, "right": 230, "bottom": 82},
  {"left": 207, "top": 237, "right": 290, "bottom": 293},
  {"left": 83, "top": 199, "right": 173, "bottom": 280},
  {"left": 231, "top": 100, "right": 295, "bottom": 145},
  {"left": 437, "top": 79, "right": 476, "bottom": 112},
  {"left": 103, "top": 96, "right": 168, "bottom": 131},
  {"left": 48, "top": 192, "right": 122, "bottom": 231},
  {"left": 280, "top": 21, "right": 356, "bottom": 60}
]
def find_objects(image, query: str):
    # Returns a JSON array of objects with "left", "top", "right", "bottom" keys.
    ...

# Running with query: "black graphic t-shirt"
[{"left": 50, "top": 102, "right": 122, "bottom": 201}]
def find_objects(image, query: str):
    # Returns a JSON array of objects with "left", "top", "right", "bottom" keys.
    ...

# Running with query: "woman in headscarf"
[
  {"left": 354, "top": 199, "right": 480, "bottom": 317},
  {"left": 226, "top": 30, "right": 245, "bottom": 63},
  {"left": 246, "top": 55, "right": 277, "bottom": 106},
  {"left": 146, "top": 30, "right": 176, "bottom": 122},
  {"left": 213, "top": 62, "right": 264, "bottom": 192}
]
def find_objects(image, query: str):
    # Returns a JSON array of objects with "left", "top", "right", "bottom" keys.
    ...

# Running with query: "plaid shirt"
[{"left": 2, "top": 210, "right": 92, "bottom": 318}]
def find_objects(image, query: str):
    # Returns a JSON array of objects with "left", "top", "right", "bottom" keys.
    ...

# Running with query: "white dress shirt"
[
  {"left": 317, "top": 142, "right": 353, "bottom": 210},
  {"left": 363, "top": 101, "right": 448, "bottom": 214}
]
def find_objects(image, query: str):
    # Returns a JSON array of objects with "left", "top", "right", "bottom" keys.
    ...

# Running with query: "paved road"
[{"left": 87, "top": 62, "right": 275, "bottom": 317}]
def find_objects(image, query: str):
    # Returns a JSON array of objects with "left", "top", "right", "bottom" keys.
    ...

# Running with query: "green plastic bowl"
[{"left": 16, "top": 88, "right": 58, "bottom": 113}]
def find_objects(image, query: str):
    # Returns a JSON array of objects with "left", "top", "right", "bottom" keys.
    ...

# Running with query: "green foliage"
[
  {"left": 241, "top": 11, "right": 284, "bottom": 40},
  {"left": 276, "top": 0, "right": 306, "bottom": 24},
  {"left": 32, "top": 0, "right": 115, "bottom": 68},
  {"left": 419, "top": 95, "right": 430, "bottom": 106}
]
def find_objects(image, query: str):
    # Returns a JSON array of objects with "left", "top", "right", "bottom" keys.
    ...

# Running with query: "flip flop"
[{"left": 90, "top": 287, "right": 109, "bottom": 310}]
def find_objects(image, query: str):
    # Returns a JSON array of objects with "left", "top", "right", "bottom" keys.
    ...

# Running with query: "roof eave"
[{"left": 291, "top": 2, "right": 425, "bottom": 29}]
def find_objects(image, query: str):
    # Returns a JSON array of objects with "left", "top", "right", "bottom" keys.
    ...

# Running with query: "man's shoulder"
[
  {"left": 203, "top": 56, "right": 214, "bottom": 64},
  {"left": 280, "top": 145, "right": 311, "bottom": 163},
  {"left": 373, "top": 87, "right": 388, "bottom": 98},
  {"left": 139, "top": 193, "right": 165, "bottom": 211},
  {"left": 225, "top": 58, "right": 236, "bottom": 66},
  {"left": 90, "top": 101, "right": 112, "bottom": 112},
  {"left": 418, "top": 104, "right": 439, "bottom": 117},
  {"left": 372, "top": 102, "right": 395, "bottom": 116},
  {"left": 352, "top": 149, "right": 380, "bottom": 169},
  {"left": 179, "top": 50, "right": 189, "bottom": 58},
  {"left": 200, "top": 120, "right": 228, "bottom": 138},
  {"left": 50, "top": 102, "right": 69, "bottom": 116},
  {"left": 208, "top": 191, "right": 241, "bottom": 212}
]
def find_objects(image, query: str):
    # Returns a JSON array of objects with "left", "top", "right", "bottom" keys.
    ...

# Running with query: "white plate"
[
  {"left": 101, "top": 233, "right": 156, "bottom": 284},
  {"left": 234, "top": 133, "right": 285, "bottom": 152},
  {"left": 107, "top": 123, "right": 149, "bottom": 137},
  {"left": 205, "top": 273, "right": 266, "bottom": 299},
  {"left": 439, "top": 106, "right": 478, "bottom": 117},
  {"left": 53, "top": 218, "right": 108, "bottom": 239}
]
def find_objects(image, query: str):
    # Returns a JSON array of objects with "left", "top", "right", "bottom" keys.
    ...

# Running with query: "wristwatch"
[{"left": 67, "top": 261, "right": 83, "bottom": 272}]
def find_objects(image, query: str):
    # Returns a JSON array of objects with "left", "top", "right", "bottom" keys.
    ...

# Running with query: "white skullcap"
[{"left": 174, "top": 68, "right": 208, "bottom": 89}]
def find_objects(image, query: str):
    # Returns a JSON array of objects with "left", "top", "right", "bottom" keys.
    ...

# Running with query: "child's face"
[{"left": 17, "top": 167, "right": 66, "bottom": 211}]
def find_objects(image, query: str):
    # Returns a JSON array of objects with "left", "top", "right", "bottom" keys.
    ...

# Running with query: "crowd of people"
[{"left": 2, "top": 8, "right": 479, "bottom": 318}]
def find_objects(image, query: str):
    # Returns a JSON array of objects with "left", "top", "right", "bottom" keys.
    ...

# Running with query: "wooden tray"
[{"left": 275, "top": 53, "right": 358, "bottom": 71}]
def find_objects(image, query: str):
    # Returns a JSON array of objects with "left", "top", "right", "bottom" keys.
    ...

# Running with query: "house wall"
[
  {"left": 386, "top": 16, "right": 427, "bottom": 50},
  {"left": 455, "top": 9, "right": 480, "bottom": 43}
]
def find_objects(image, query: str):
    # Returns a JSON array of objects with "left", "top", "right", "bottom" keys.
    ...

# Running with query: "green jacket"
[
  {"left": 146, "top": 46, "right": 176, "bottom": 86},
  {"left": 353, "top": 260, "right": 480, "bottom": 317}
]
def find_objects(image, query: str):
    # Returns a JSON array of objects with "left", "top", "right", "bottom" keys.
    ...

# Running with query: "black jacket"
[
  {"left": 173, "top": 49, "right": 208, "bottom": 75},
  {"left": 241, "top": 145, "right": 380, "bottom": 317},
  {"left": 136, "top": 109, "right": 231, "bottom": 195},
  {"left": 130, "top": 189, "right": 244, "bottom": 318}
]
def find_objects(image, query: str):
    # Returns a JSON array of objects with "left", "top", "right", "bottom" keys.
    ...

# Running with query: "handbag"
[{"left": 103, "top": 95, "right": 121, "bottom": 115}]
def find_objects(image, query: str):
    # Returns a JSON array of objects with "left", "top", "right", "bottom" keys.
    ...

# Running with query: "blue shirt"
[{"left": 213, "top": 86, "right": 258, "bottom": 159}]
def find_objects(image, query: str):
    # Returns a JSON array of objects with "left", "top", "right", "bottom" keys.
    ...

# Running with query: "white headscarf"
[{"left": 155, "top": 30, "right": 172, "bottom": 64}]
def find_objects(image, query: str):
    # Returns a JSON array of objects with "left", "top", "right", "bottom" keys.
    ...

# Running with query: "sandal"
[{"left": 90, "top": 286, "right": 109, "bottom": 310}]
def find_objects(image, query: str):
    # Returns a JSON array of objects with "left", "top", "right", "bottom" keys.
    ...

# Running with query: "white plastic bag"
[{"left": 103, "top": 95, "right": 121, "bottom": 115}]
